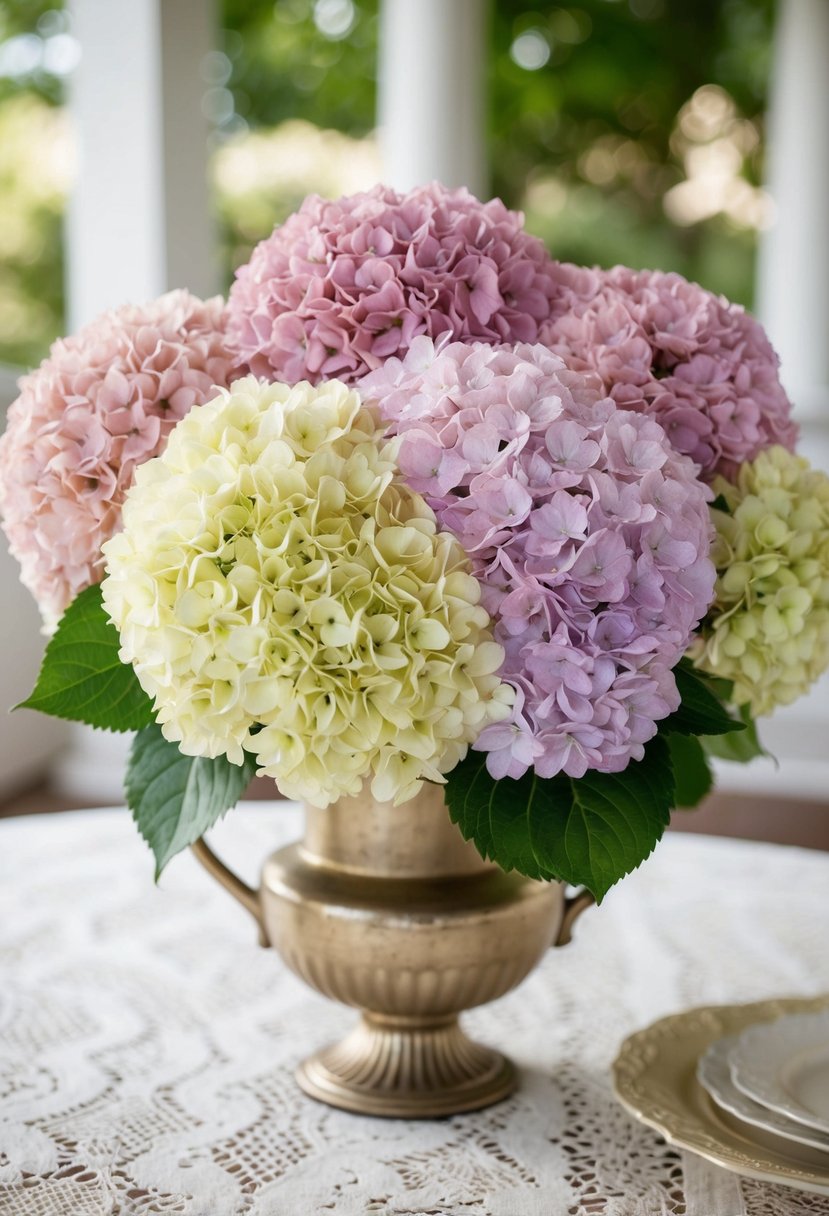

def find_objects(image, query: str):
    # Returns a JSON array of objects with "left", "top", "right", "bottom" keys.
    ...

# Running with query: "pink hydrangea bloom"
[
  {"left": 226, "top": 183, "right": 560, "bottom": 385},
  {"left": 0, "top": 290, "right": 234, "bottom": 626},
  {"left": 360, "top": 339, "right": 715, "bottom": 780},
  {"left": 540, "top": 265, "right": 798, "bottom": 481}
]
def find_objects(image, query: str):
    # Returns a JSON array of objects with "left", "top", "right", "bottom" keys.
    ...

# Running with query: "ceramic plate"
[
  {"left": 730, "top": 1010, "right": 829, "bottom": 1135},
  {"left": 698, "top": 1032, "right": 829, "bottom": 1155},
  {"left": 613, "top": 996, "right": 829, "bottom": 1197}
]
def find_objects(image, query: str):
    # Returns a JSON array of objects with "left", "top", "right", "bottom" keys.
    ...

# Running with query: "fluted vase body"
[{"left": 258, "top": 783, "right": 570, "bottom": 1117}]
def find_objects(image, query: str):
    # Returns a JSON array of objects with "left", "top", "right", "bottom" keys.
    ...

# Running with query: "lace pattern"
[{"left": 1, "top": 807, "right": 828, "bottom": 1215}]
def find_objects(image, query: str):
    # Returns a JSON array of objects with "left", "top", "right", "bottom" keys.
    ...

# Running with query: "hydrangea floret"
[
  {"left": 0, "top": 290, "right": 234, "bottom": 628},
  {"left": 226, "top": 182, "right": 559, "bottom": 385},
  {"left": 360, "top": 339, "right": 715, "bottom": 781},
  {"left": 101, "top": 375, "right": 511, "bottom": 808},
  {"left": 540, "top": 265, "right": 798, "bottom": 482},
  {"left": 692, "top": 445, "right": 829, "bottom": 716}
]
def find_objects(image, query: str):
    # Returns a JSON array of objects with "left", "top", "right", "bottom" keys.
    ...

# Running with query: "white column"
[
  {"left": 158, "top": 0, "right": 217, "bottom": 297},
  {"left": 743, "top": 0, "right": 829, "bottom": 802},
  {"left": 756, "top": 0, "right": 829, "bottom": 425},
  {"left": 67, "top": 0, "right": 217, "bottom": 326},
  {"left": 377, "top": 0, "right": 488, "bottom": 197},
  {"left": 60, "top": 0, "right": 216, "bottom": 801}
]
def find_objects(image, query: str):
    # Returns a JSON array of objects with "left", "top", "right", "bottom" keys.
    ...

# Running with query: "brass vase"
[{"left": 193, "top": 783, "right": 592, "bottom": 1118}]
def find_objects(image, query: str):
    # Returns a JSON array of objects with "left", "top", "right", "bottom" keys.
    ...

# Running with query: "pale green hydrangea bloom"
[
  {"left": 693, "top": 445, "right": 829, "bottom": 716},
  {"left": 102, "top": 376, "right": 512, "bottom": 806}
]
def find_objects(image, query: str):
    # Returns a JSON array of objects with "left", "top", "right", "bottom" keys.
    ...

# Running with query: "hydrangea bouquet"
[{"left": 4, "top": 184, "right": 828, "bottom": 902}]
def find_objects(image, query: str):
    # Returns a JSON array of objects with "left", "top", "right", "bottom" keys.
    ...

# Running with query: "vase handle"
[
  {"left": 191, "top": 837, "right": 269, "bottom": 947},
  {"left": 553, "top": 888, "right": 595, "bottom": 948}
]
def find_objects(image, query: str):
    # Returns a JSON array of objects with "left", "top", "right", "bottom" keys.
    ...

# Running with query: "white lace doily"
[{"left": 1, "top": 805, "right": 828, "bottom": 1216}]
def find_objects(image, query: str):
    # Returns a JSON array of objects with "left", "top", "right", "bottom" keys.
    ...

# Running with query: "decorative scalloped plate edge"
[
  {"left": 612, "top": 996, "right": 829, "bottom": 1197},
  {"left": 730, "top": 1009, "right": 829, "bottom": 1135},
  {"left": 698, "top": 1034, "right": 829, "bottom": 1155}
]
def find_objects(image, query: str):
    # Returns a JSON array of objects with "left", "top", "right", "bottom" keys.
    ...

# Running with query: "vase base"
[{"left": 296, "top": 1013, "right": 517, "bottom": 1118}]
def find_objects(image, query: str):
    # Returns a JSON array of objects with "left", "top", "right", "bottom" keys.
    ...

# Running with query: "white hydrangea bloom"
[{"left": 102, "top": 376, "right": 511, "bottom": 806}]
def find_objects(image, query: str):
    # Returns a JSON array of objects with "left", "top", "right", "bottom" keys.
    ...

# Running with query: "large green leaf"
[
  {"left": 563, "top": 736, "right": 674, "bottom": 901},
  {"left": 445, "top": 736, "right": 674, "bottom": 902},
  {"left": 668, "top": 733, "right": 713, "bottom": 808},
  {"left": 126, "top": 725, "right": 257, "bottom": 877},
  {"left": 16, "top": 584, "right": 155, "bottom": 732},
  {"left": 665, "top": 661, "right": 745, "bottom": 737}
]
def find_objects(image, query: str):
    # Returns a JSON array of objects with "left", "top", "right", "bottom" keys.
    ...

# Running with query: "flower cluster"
[
  {"left": 692, "top": 446, "right": 829, "bottom": 716},
  {"left": 0, "top": 290, "right": 234, "bottom": 627},
  {"left": 101, "top": 376, "right": 511, "bottom": 807},
  {"left": 541, "top": 265, "right": 797, "bottom": 482},
  {"left": 226, "top": 182, "right": 559, "bottom": 386},
  {"left": 360, "top": 339, "right": 715, "bottom": 779}
]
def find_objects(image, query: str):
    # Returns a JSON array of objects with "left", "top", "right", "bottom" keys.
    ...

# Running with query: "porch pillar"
[{"left": 377, "top": 0, "right": 488, "bottom": 197}]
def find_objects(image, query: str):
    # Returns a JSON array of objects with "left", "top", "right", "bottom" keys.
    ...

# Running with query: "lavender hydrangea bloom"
[
  {"left": 540, "top": 265, "right": 798, "bottom": 482},
  {"left": 360, "top": 340, "right": 715, "bottom": 781},
  {"left": 226, "top": 183, "right": 559, "bottom": 385}
]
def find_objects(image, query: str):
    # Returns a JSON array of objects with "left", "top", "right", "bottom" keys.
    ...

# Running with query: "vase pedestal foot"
[{"left": 296, "top": 1013, "right": 517, "bottom": 1118}]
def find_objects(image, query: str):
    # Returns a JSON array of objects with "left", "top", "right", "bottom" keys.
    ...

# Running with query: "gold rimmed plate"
[{"left": 612, "top": 996, "right": 829, "bottom": 1197}]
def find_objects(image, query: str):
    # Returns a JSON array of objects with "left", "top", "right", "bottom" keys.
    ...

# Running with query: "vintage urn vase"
[{"left": 193, "top": 783, "right": 592, "bottom": 1118}]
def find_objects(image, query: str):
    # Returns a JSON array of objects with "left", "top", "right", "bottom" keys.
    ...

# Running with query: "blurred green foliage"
[
  {"left": 0, "top": 1, "right": 68, "bottom": 368},
  {"left": 0, "top": 0, "right": 776, "bottom": 370}
]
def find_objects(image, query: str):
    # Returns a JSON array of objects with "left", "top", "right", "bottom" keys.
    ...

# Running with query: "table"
[{"left": 1, "top": 806, "right": 828, "bottom": 1216}]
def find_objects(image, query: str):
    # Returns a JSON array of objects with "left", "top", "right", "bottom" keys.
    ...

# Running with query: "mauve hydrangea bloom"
[
  {"left": 0, "top": 290, "right": 234, "bottom": 627},
  {"left": 360, "top": 339, "right": 715, "bottom": 780},
  {"left": 226, "top": 183, "right": 559, "bottom": 385},
  {"left": 540, "top": 265, "right": 798, "bottom": 482}
]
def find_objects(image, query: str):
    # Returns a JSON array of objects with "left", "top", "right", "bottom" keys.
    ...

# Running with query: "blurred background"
[
  {"left": 1, "top": 0, "right": 827, "bottom": 844},
  {"left": 0, "top": 0, "right": 777, "bottom": 370}
]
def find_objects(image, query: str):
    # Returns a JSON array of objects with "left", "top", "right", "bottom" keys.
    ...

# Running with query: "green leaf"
[
  {"left": 563, "top": 736, "right": 674, "bottom": 901},
  {"left": 443, "top": 752, "right": 560, "bottom": 880},
  {"left": 445, "top": 736, "right": 675, "bottom": 902},
  {"left": 702, "top": 706, "right": 769, "bottom": 764},
  {"left": 668, "top": 733, "right": 713, "bottom": 807},
  {"left": 126, "top": 724, "right": 257, "bottom": 877},
  {"left": 16, "top": 584, "right": 155, "bottom": 732},
  {"left": 699, "top": 672, "right": 736, "bottom": 702},
  {"left": 710, "top": 493, "right": 731, "bottom": 514},
  {"left": 664, "top": 661, "right": 745, "bottom": 737}
]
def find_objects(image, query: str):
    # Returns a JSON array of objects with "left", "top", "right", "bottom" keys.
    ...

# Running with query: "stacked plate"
[
  {"left": 698, "top": 1009, "right": 829, "bottom": 1160},
  {"left": 613, "top": 995, "right": 829, "bottom": 1195}
]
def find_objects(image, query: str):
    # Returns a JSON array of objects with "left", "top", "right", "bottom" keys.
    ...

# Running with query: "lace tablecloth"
[{"left": 1, "top": 806, "right": 828, "bottom": 1216}]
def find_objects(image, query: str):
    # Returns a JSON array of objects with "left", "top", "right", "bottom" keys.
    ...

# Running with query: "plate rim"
[
  {"left": 698, "top": 1033, "right": 829, "bottom": 1154},
  {"left": 730, "top": 1009, "right": 829, "bottom": 1135},
  {"left": 612, "top": 995, "right": 829, "bottom": 1197}
]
